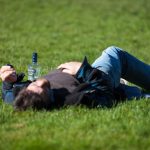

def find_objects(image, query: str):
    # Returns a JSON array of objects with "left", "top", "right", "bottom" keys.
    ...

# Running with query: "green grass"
[{"left": 0, "top": 0, "right": 150, "bottom": 149}]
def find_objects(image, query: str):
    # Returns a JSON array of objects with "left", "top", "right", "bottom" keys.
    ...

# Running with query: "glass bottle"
[{"left": 28, "top": 52, "right": 40, "bottom": 81}]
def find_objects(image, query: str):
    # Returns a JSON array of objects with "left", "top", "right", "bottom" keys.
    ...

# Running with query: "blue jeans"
[{"left": 92, "top": 46, "right": 150, "bottom": 99}]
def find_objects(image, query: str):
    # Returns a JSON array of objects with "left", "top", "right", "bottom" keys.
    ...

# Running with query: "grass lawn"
[{"left": 0, "top": 0, "right": 150, "bottom": 149}]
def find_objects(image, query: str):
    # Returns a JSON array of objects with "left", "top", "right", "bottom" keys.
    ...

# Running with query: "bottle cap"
[{"left": 32, "top": 52, "right": 37, "bottom": 63}]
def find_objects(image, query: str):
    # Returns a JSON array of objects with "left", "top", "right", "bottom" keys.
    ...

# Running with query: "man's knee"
[{"left": 104, "top": 46, "right": 122, "bottom": 54}]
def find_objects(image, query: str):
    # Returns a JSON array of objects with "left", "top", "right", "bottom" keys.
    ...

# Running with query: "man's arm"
[
  {"left": 0, "top": 65, "right": 17, "bottom": 103},
  {"left": 57, "top": 57, "right": 104, "bottom": 83},
  {"left": 0, "top": 65, "right": 25, "bottom": 103},
  {"left": 57, "top": 61, "right": 82, "bottom": 75}
]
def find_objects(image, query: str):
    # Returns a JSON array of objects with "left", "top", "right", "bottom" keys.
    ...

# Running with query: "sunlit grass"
[{"left": 0, "top": 0, "right": 150, "bottom": 149}]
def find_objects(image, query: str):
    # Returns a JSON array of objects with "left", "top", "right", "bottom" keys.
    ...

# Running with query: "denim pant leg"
[
  {"left": 92, "top": 46, "right": 122, "bottom": 88},
  {"left": 92, "top": 46, "right": 150, "bottom": 90}
]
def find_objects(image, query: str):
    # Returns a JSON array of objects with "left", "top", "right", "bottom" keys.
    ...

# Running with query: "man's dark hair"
[{"left": 13, "top": 88, "right": 51, "bottom": 111}]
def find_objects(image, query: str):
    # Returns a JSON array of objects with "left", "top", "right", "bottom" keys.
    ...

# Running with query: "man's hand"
[
  {"left": 57, "top": 62, "right": 82, "bottom": 75},
  {"left": 0, "top": 66, "right": 17, "bottom": 83}
]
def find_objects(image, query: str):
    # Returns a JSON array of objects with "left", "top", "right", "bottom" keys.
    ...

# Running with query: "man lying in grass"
[{"left": 0, "top": 46, "right": 150, "bottom": 111}]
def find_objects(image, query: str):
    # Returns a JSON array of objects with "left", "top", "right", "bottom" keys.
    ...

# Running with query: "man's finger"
[
  {"left": 0, "top": 66, "right": 15, "bottom": 73},
  {"left": 61, "top": 69, "right": 72, "bottom": 74},
  {"left": 0, "top": 71, "right": 16, "bottom": 81},
  {"left": 57, "top": 64, "right": 68, "bottom": 69}
]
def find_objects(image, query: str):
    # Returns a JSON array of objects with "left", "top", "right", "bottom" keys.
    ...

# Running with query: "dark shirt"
[{"left": 44, "top": 69, "right": 80, "bottom": 93}]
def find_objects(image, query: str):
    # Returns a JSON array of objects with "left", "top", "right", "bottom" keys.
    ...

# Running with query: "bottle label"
[{"left": 28, "top": 66, "right": 40, "bottom": 81}]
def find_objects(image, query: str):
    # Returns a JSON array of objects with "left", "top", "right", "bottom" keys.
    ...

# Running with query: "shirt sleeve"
[
  {"left": 1, "top": 72, "right": 25, "bottom": 104},
  {"left": 2, "top": 82, "right": 14, "bottom": 104}
]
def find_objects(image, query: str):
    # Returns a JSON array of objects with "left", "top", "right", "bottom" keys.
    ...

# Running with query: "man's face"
[{"left": 26, "top": 79, "right": 50, "bottom": 95}]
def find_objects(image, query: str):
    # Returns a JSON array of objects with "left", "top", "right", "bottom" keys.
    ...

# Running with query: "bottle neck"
[{"left": 32, "top": 61, "right": 37, "bottom": 65}]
